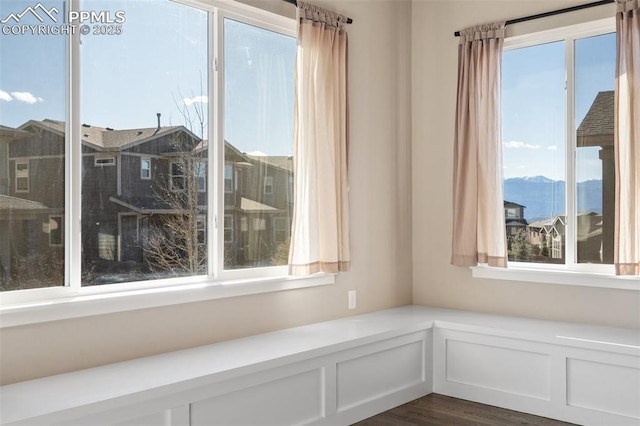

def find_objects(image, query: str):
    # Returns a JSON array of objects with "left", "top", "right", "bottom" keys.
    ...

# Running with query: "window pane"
[
  {"left": 0, "top": 0, "right": 66, "bottom": 291},
  {"left": 575, "top": 33, "right": 615, "bottom": 264},
  {"left": 80, "top": 0, "right": 208, "bottom": 285},
  {"left": 223, "top": 18, "right": 295, "bottom": 270},
  {"left": 502, "top": 41, "right": 566, "bottom": 263}
]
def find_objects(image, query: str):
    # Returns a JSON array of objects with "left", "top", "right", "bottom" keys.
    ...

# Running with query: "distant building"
[
  {"left": 528, "top": 216, "right": 565, "bottom": 261},
  {"left": 504, "top": 200, "right": 528, "bottom": 236},
  {"left": 576, "top": 90, "right": 613, "bottom": 263},
  {"left": 528, "top": 212, "right": 602, "bottom": 263},
  {"left": 0, "top": 119, "right": 293, "bottom": 289}
]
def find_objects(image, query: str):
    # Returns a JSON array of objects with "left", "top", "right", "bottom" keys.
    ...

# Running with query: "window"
[
  {"left": 224, "top": 164, "right": 233, "bottom": 193},
  {"left": 170, "top": 162, "right": 185, "bottom": 192},
  {"left": 274, "top": 217, "right": 288, "bottom": 243},
  {"left": 502, "top": 19, "right": 615, "bottom": 271},
  {"left": 223, "top": 17, "right": 296, "bottom": 271},
  {"left": 15, "top": 161, "right": 29, "bottom": 192},
  {"left": 141, "top": 158, "right": 151, "bottom": 180},
  {"left": 196, "top": 161, "right": 206, "bottom": 192},
  {"left": 49, "top": 216, "right": 63, "bottom": 246},
  {"left": 224, "top": 214, "right": 234, "bottom": 243},
  {"left": 0, "top": 0, "right": 66, "bottom": 292},
  {"left": 197, "top": 216, "right": 206, "bottom": 246},
  {"left": 95, "top": 157, "right": 116, "bottom": 166},
  {"left": 264, "top": 176, "right": 274, "bottom": 195},
  {"left": 1, "top": 0, "right": 299, "bottom": 300},
  {"left": 505, "top": 208, "right": 518, "bottom": 219}
]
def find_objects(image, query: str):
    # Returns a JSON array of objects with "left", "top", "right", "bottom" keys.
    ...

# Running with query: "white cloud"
[
  {"left": 247, "top": 150, "right": 267, "bottom": 156},
  {"left": 0, "top": 90, "right": 12, "bottom": 102},
  {"left": 547, "top": 145, "right": 558, "bottom": 150},
  {"left": 503, "top": 140, "right": 541, "bottom": 150},
  {"left": 11, "top": 91, "right": 43, "bottom": 104},
  {"left": 183, "top": 95, "right": 208, "bottom": 106}
]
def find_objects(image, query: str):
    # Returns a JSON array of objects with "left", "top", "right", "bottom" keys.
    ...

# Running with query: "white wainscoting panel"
[
  {"left": 190, "top": 368, "right": 324, "bottom": 426},
  {"left": 336, "top": 338, "right": 424, "bottom": 411},
  {"left": 3, "top": 306, "right": 638, "bottom": 426},
  {"left": 567, "top": 357, "right": 640, "bottom": 420},
  {"left": 445, "top": 339, "right": 550, "bottom": 400}
]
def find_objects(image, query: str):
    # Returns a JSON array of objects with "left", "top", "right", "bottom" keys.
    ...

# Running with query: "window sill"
[
  {"left": 0, "top": 274, "right": 335, "bottom": 328},
  {"left": 471, "top": 265, "right": 640, "bottom": 290}
]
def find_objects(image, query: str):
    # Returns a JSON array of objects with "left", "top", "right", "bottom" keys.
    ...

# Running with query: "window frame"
[
  {"left": 224, "top": 164, "right": 233, "bottom": 193},
  {"left": 482, "top": 17, "right": 639, "bottom": 288},
  {"left": 49, "top": 215, "right": 64, "bottom": 247},
  {"left": 196, "top": 160, "right": 206, "bottom": 192},
  {"left": 94, "top": 156, "right": 116, "bottom": 167},
  {"left": 169, "top": 161, "right": 185, "bottom": 192},
  {"left": 140, "top": 157, "right": 151, "bottom": 180},
  {"left": 14, "top": 160, "right": 29, "bottom": 193},
  {"left": 0, "top": 0, "right": 335, "bottom": 319},
  {"left": 263, "top": 175, "right": 274, "bottom": 195},
  {"left": 274, "top": 216, "right": 288, "bottom": 243},
  {"left": 224, "top": 214, "right": 234, "bottom": 243}
]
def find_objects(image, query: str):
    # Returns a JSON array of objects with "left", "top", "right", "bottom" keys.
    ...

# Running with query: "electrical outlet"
[{"left": 348, "top": 290, "right": 356, "bottom": 310}]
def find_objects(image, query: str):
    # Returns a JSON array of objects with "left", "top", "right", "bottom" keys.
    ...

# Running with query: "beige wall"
[
  {"left": 411, "top": 0, "right": 640, "bottom": 329},
  {"left": 0, "top": 0, "right": 413, "bottom": 386},
  {"left": 3, "top": 0, "right": 639, "bottom": 387}
]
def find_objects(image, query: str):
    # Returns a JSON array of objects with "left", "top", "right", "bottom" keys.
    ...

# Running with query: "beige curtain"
[
  {"left": 451, "top": 23, "right": 507, "bottom": 267},
  {"left": 614, "top": 0, "right": 640, "bottom": 275},
  {"left": 289, "top": 1, "right": 350, "bottom": 275}
]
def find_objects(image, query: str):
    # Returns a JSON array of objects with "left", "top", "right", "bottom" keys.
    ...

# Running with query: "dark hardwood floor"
[{"left": 353, "top": 394, "right": 578, "bottom": 426}]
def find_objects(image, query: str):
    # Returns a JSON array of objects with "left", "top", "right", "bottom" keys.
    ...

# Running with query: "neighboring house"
[
  {"left": 529, "top": 216, "right": 565, "bottom": 261},
  {"left": 1, "top": 119, "right": 293, "bottom": 288},
  {"left": 0, "top": 123, "right": 65, "bottom": 289},
  {"left": 504, "top": 200, "right": 528, "bottom": 236},
  {"left": 576, "top": 90, "right": 613, "bottom": 264},
  {"left": 576, "top": 211, "right": 603, "bottom": 263}
]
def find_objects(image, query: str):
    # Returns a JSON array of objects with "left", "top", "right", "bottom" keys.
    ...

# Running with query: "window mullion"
[
  {"left": 565, "top": 36, "right": 577, "bottom": 266},
  {"left": 211, "top": 9, "right": 225, "bottom": 279},
  {"left": 67, "top": 0, "right": 82, "bottom": 290}
]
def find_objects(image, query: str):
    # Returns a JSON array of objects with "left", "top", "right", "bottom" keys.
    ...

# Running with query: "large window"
[
  {"left": 222, "top": 17, "right": 295, "bottom": 272},
  {"left": 0, "top": 0, "right": 297, "bottom": 297},
  {"left": 0, "top": 0, "right": 66, "bottom": 291},
  {"left": 502, "top": 20, "right": 615, "bottom": 272}
]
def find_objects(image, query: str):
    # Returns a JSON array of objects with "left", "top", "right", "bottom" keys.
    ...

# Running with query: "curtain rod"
[
  {"left": 454, "top": 0, "right": 613, "bottom": 36},
  {"left": 282, "top": 0, "right": 353, "bottom": 24}
]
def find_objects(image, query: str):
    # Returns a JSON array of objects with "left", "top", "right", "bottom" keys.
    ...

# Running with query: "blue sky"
[
  {"left": 1, "top": 1, "right": 615, "bottom": 164},
  {"left": 0, "top": 0, "right": 296, "bottom": 156},
  {"left": 502, "top": 32, "right": 616, "bottom": 182}
]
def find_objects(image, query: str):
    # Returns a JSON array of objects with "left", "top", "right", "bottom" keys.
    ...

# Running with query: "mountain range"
[{"left": 504, "top": 176, "right": 602, "bottom": 222}]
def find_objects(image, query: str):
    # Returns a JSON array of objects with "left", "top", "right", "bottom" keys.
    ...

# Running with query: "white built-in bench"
[{"left": 1, "top": 306, "right": 639, "bottom": 426}]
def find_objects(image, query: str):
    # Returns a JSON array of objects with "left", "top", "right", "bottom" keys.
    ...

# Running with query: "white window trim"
[
  {"left": 472, "top": 265, "right": 640, "bottom": 291},
  {"left": 0, "top": 1, "right": 327, "bottom": 323},
  {"left": 0, "top": 274, "right": 335, "bottom": 328},
  {"left": 486, "top": 16, "right": 637, "bottom": 290},
  {"left": 141, "top": 157, "right": 151, "bottom": 180}
]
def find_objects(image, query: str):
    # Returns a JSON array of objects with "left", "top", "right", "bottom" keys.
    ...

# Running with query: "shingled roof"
[
  {"left": 577, "top": 91, "right": 614, "bottom": 147},
  {"left": 21, "top": 119, "right": 185, "bottom": 150},
  {"left": 247, "top": 155, "right": 293, "bottom": 173},
  {"left": 0, "top": 194, "right": 51, "bottom": 211}
]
